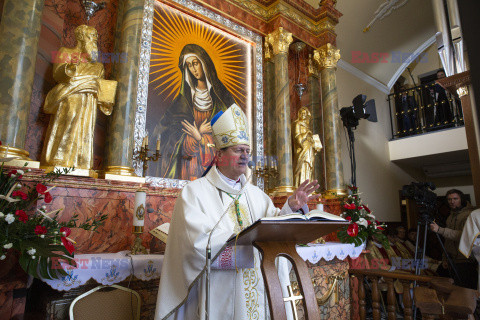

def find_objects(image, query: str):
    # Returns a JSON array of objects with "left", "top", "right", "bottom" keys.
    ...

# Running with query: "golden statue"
[
  {"left": 293, "top": 107, "right": 322, "bottom": 187},
  {"left": 41, "top": 25, "right": 117, "bottom": 173}
]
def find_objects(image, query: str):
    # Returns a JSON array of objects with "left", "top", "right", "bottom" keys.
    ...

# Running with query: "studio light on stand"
[{"left": 340, "top": 94, "right": 377, "bottom": 187}]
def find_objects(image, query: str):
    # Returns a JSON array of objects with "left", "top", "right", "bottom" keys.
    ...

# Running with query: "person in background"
[
  {"left": 404, "top": 228, "right": 417, "bottom": 253},
  {"left": 395, "top": 225, "right": 407, "bottom": 243},
  {"left": 432, "top": 69, "right": 453, "bottom": 127},
  {"left": 398, "top": 84, "right": 418, "bottom": 135},
  {"left": 430, "top": 189, "right": 476, "bottom": 289}
]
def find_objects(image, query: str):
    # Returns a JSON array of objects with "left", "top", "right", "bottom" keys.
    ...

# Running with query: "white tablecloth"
[
  {"left": 41, "top": 251, "right": 163, "bottom": 291},
  {"left": 295, "top": 242, "right": 366, "bottom": 264},
  {"left": 42, "top": 242, "right": 363, "bottom": 291}
]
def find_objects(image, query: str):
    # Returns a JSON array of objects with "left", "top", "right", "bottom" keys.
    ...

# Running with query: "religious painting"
[{"left": 142, "top": 0, "right": 258, "bottom": 184}]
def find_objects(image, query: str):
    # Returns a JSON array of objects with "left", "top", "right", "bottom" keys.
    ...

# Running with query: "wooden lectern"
[{"left": 229, "top": 220, "right": 349, "bottom": 320}]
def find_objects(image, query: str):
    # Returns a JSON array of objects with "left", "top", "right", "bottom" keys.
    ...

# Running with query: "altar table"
[{"left": 40, "top": 242, "right": 363, "bottom": 291}]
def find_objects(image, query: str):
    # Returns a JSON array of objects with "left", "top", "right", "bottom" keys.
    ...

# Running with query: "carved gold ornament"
[
  {"left": 308, "top": 54, "right": 319, "bottom": 76},
  {"left": 313, "top": 43, "right": 340, "bottom": 69},
  {"left": 266, "top": 27, "right": 293, "bottom": 56},
  {"left": 457, "top": 86, "right": 468, "bottom": 98}
]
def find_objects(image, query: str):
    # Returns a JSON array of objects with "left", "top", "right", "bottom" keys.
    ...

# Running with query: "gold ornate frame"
[{"left": 133, "top": 0, "right": 264, "bottom": 188}]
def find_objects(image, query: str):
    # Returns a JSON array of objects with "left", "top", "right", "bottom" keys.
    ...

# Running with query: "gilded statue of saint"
[
  {"left": 293, "top": 107, "right": 322, "bottom": 187},
  {"left": 41, "top": 25, "right": 116, "bottom": 171}
]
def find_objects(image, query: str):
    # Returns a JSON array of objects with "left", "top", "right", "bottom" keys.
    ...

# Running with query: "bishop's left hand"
[{"left": 288, "top": 179, "right": 321, "bottom": 212}]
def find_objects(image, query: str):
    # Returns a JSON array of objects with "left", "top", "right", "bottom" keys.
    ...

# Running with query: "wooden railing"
[{"left": 349, "top": 268, "right": 446, "bottom": 320}]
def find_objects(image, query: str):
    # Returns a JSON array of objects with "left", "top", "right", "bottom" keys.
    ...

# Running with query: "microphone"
[{"left": 205, "top": 162, "right": 254, "bottom": 319}]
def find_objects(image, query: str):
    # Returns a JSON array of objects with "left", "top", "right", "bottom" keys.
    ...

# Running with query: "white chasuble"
[{"left": 155, "top": 165, "right": 293, "bottom": 320}]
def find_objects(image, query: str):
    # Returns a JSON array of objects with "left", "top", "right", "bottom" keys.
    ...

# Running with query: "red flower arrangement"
[
  {"left": 347, "top": 223, "right": 359, "bottom": 237},
  {"left": 34, "top": 225, "right": 47, "bottom": 235},
  {"left": 337, "top": 186, "right": 389, "bottom": 247},
  {"left": 0, "top": 155, "right": 107, "bottom": 279},
  {"left": 15, "top": 209, "right": 28, "bottom": 223}
]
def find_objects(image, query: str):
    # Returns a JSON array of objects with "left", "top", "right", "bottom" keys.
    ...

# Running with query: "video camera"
[{"left": 402, "top": 182, "right": 437, "bottom": 210}]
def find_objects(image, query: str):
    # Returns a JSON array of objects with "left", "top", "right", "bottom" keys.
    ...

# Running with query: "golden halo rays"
[{"left": 150, "top": 4, "right": 246, "bottom": 103}]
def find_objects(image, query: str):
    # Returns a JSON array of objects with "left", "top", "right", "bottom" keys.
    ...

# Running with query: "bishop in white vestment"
[{"left": 155, "top": 105, "right": 319, "bottom": 320}]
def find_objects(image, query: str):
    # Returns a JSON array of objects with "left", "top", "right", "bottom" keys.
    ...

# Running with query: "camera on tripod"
[
  {"left": 402, "top": 182, "right": 437, "bottom": 207},
  {"left": 402, "top": 182, "right": 437, "bottom": 223},
  {"left": 402, "top": 183, "right": 461, "bottom": 283}
]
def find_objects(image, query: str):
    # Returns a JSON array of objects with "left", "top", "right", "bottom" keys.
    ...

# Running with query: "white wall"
[
  {"left": 388, "top": 127, "right": 468, "bottom": 161},
  {"left": 400, "top": 43, "right": 442, "bottom": 87},
  {"left": 335, "top": 67, "right": 416, "bottom": 221}
]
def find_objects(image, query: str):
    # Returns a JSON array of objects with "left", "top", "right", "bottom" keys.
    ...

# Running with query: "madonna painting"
[{"left": 145, "top": 1, "right": 254, "bottom": 181}]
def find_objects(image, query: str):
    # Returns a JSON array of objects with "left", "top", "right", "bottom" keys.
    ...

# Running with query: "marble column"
[
  {"left": 0, "top": 0, "right": 44, "bottom": 163},
  {"left": 307, "top": 54, "right": 324, "bottom": 190},
  {"left": 266, "top": 27, "right": 294, "bottom": 195},
  {"left": 263, "top": 42, "right": 276, "bottom": 192},
  {"left": 314, "top": 43, "right": 345, "bottom": 197},
  {"left": 104, "top": 0, "right": 145, "bottom": 179}
]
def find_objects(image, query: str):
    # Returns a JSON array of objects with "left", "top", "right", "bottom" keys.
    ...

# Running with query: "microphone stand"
[{"left": 205, "top": 161, "right": 254, "bottom": 320}]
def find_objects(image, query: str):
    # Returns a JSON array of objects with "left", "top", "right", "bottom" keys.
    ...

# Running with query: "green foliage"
[
  {"left": 336, "top": 186, "right": 389, "bottom": 248},
  {"left": 0, "top": 162, "right": 107, "bottom": 279}
]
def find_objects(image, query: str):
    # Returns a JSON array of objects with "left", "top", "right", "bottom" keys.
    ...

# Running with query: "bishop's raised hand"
[{"left": 288, "top": 179, "right": 321, "bottom": 212}]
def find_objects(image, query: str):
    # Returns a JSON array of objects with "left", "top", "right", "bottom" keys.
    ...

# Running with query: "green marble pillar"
[
  {"left": 314, "top": 44, "right": 345, "bottom": 197},
  {"left": 264, "top": 42, "right": 276, "bottom": 191},
  {"left": 104, "top": 0, "right": 145, "bottom": 177},
  {"left": 0, "top": 0, "right": 44, "bottom": 159},
  {"left": 307, "top": 54, "right": 324, "bottom": 190},
  {"left": 266, "top": 27, "right": 294, "bottom": 195}
]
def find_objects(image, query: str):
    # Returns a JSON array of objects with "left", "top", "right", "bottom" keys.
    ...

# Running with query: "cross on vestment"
[{"left": 283, "top": 285, "right": 303, "bottom": 320}]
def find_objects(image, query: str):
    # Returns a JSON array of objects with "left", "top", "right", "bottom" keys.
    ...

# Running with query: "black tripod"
[
  {"left": 410, "top": 205, "right": 460, "bottom": 320},
  {"left": 414, "top": 210, "right": 460, "bottom": 283}
]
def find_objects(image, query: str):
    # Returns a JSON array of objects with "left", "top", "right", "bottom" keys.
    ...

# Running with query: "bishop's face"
[{"left": 216, "top": 144, "right": 250, "bottom": 180}]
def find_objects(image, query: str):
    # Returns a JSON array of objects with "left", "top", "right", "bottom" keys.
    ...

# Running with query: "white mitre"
[{"left": 211, "top": 104, "right": 250, "bottom": 148}]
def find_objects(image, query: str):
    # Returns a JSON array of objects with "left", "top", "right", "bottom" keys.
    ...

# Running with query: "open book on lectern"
[
  {"left": 227, "top": 209, "right": 347, "bottom": 244},
  {"left": 261, "top": 209, "right": 346, "bottom": 222}
]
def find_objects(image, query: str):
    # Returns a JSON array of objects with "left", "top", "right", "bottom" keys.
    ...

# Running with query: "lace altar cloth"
[
  {"left": 295, "top": 242, "right": 366, "bottom": 264},
  {"left": 40, "top": 251, "right": 163, "bottom": 291},
  {"left": 41, "top": 242, "right": 363, "bottom": 291}
]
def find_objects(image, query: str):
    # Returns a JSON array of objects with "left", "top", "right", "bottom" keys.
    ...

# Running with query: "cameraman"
[{"left": 430, "top": 189, "right": 476, "bottom": 289}]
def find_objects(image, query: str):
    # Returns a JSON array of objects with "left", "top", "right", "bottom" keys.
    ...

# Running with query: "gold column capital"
[
  {"left": 314, "top": 43, "right": 340, "bottom": 69},
  {"left": 266, "top": 27, "right": 293, "bottom": 56},
  {"left": 264, "top": 41, "right": 273, "bottom": 61}
]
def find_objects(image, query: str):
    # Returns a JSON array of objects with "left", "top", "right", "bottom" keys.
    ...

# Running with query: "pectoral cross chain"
[{"left": 225, "top": 192, "right": 243, "bottom": 228}]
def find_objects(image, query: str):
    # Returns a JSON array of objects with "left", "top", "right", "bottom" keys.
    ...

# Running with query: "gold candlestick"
[
  {"left": 133, "top": 135, "right": 162, "bottom": 177},
  {"left": 131, "top": 226, "right": 147, "bottom": 255},
  {"left": 253, "top": 159, "right": 278, "bottom": 188}
]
